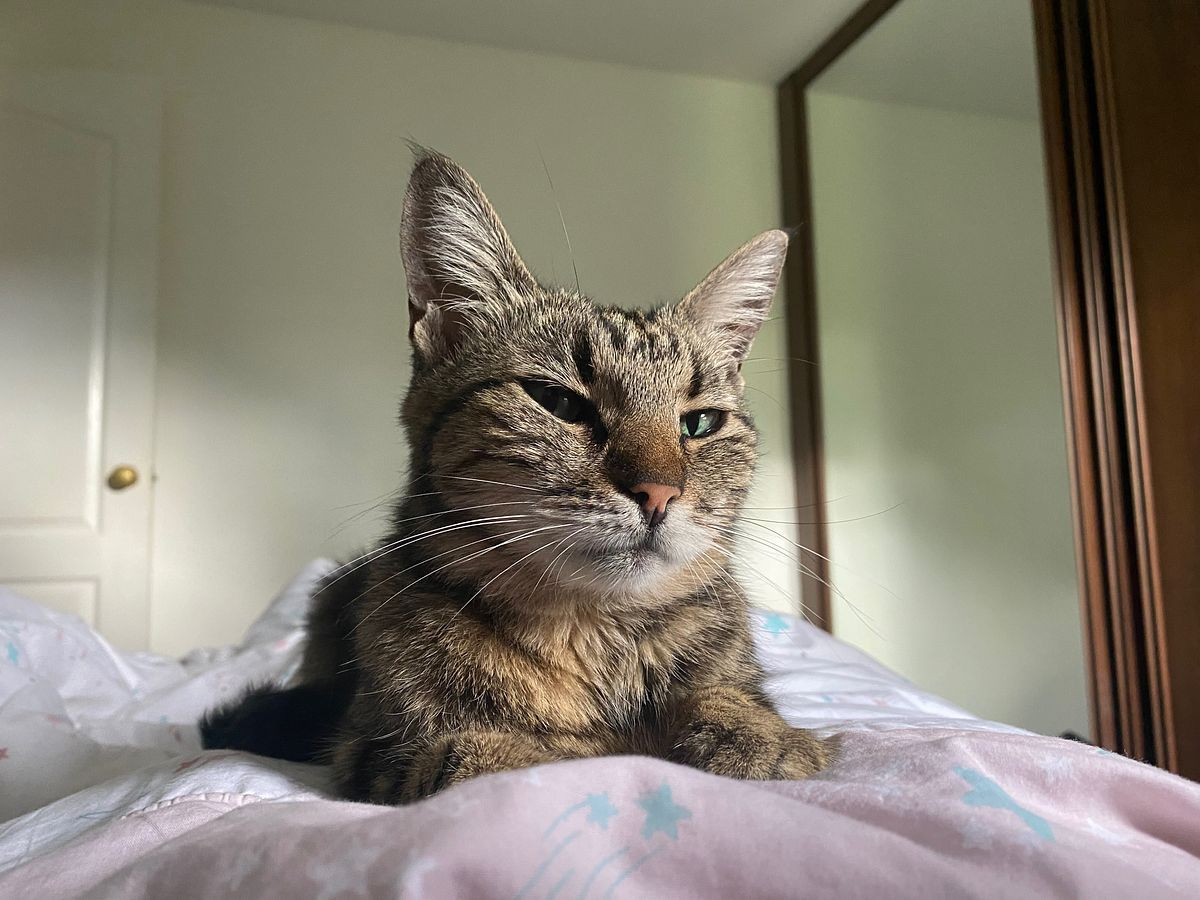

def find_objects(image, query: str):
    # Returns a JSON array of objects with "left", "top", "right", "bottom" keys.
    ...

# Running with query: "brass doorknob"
[{"left": 106, "top": 465, "right": 139, "bottom": 491}]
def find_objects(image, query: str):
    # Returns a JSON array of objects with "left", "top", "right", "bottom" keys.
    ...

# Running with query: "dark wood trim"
[
  {"left": 790, "top": 0, "right": 904, "bottom": 86},
  {"left": 777, "top": 0, "right": 900, "bottom": 630},
  {"left": 1032, "top": 0, "right": 1142, "bottom": 759},
  {"left": 777, "top": 78, "right": 828, "bottom": 628},
  {"left": 779, "top": 0, "right": 1197, "bottom": 774},
  {"left": 1091, "top": 0, "right": 1199, "bottom": 775},
  {"left": 1030, "top": 0, "right": 1199, "bottom": 774}
]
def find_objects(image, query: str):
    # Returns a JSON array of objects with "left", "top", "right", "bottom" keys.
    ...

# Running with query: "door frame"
[{"left": 776, "top": 0, "right": 902, "bottom": 634}]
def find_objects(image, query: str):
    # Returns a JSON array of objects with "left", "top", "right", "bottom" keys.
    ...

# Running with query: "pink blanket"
[
  {"left": 3, "top": 728, "right": 1198, "bottom": 898},
  {"left": 2, "top": 563, "right": 1197, "bottom": 897}
]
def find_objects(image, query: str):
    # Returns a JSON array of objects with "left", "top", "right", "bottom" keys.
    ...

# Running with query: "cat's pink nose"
[{"left": 631, "top": 482, "right": 681, "bottom": 528}]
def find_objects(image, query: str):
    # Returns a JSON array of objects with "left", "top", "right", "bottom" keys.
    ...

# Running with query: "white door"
[{"left": 0, "top": 73, "right": 160, "bottom": 650}]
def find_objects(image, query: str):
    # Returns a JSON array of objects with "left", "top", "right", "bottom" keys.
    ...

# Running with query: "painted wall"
[
  {"left": 1, "top": 0, "right": 796, "bottom": 654},
  {"left": 807, "top": 91, "right": 1088, "bottom": 736}
]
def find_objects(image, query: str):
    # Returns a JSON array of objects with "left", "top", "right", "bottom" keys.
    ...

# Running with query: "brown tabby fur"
[{"left": 212, "top": 151, "right": 831, "bottom": 803}]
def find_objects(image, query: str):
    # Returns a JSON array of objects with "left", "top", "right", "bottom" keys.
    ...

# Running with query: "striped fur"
[{"left": 202, "top": 152, "right": 829, "bottom": 802}]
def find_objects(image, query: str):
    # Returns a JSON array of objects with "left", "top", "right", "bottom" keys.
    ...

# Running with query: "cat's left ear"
[
  {"left": 400, "top": 151, "right": 536, "bottom": 362},
  {"left": 677, "top": 230, "right": 788, "bottom": 368}
]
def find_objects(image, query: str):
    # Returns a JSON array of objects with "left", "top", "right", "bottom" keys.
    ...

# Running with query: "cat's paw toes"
[
  {"left": 774, "top": 727, "right": 832, "bottom": 779},
  {"left": 400, "top": 736, "right": 470, "bottom": 802},
  {"left": 672, "top": 720, "right": 777, "bottom": 779},
  {"left": 398, "top": 730, "right": 556, "bottom": 802},
  {"left": 672, "top": 721, "right": 831, "bottom": 781}
]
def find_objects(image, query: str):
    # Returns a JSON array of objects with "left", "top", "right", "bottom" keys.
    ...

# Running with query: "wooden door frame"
[
  {"left": 777, "top": 0, "right": 902, "bottom": 631},
  {"left": 777, "top": 0, "right": 1198, "bottom": 773}
]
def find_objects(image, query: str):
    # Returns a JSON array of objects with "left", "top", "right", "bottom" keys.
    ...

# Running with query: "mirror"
[{"left": 802, "top": 0, "right": 1088, "bottom": 737}]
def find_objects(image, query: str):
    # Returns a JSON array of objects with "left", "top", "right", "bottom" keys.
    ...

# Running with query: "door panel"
[
  {"left": 1, "top": 579, "right": 98, "bottom": 623},
  {"left": 0, "top": 74, "right": 160, "bottom": 649},
  {"left": 0, "top": 108, "right": 109, "bottom": 530}
]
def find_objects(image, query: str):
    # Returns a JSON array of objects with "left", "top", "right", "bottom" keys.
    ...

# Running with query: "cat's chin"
[
  {"left": 557, "top": 526, "right": 710, "bottom": 597},
  {"left": 557, "top": 553, "right": 677, "bottom": 597}
]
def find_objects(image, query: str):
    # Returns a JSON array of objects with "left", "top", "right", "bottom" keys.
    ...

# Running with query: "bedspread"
[{"left": 1, "top": 561, "right": 1197, "bottom": 898}]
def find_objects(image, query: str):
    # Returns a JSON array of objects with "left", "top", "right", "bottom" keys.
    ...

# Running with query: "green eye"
[
  {"left": 681, "top": 409, "right": 723, "bottom": 439},
  {"left": 522, "top": 380, "right": 590, "bottom": 424}
]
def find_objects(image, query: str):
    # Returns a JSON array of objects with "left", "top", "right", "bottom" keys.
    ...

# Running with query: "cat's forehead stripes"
[
  {"left": 687, "top": 346, "right": 706, "bottom": 399},
  {"left": 564, "top": 305, "right": 698, "bottom": 414},
  {"left": 572, "top": 330, "right": 595, "bottom": 386},
  {"left": 596, "top": 307, "right": 683, "bottom": 362}
]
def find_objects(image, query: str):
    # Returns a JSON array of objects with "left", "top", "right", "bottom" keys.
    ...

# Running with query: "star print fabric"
[{"left": 2, "top": 564, "right": 1200, "bottom": 897}]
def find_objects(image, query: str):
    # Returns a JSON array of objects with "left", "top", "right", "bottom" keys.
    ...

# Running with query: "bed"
[{"left": 1, "top": 560, "right": 1197, "bottom": 897}]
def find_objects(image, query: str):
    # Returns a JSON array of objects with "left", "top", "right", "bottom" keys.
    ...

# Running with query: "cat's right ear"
[
  {"left": 677, "top": 229, "right": 787, "bottom": 370},
  {"left": 400, "top": 151, "right": 536, "bottom": 361}
]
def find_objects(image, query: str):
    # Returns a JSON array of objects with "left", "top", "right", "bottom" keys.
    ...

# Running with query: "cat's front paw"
[
  {"left": 399, "top": 730, "right": 556, "bottom": 802},
  {"left": 772, "top": 725, "right": 832, "bottom": 779},
  {"left": 400, "top": 735, "right": 468, "bottom": 801},
  {"left": 669, "top": 689, "right": 831, "bottom": 780}
]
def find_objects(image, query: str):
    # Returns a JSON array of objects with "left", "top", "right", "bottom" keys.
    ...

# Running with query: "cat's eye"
[
  {"left": 681, "top": 409, "right": 723, "bottom": 439},
  {"left": 522, "top": 380, "right": 591, "bottom": 424}
]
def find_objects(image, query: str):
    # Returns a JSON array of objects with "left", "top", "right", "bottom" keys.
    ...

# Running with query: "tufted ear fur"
[
  {"left": 400, "top": 151, "right": 536, "bottom": 362},
  {"left": 677, "top": 230, "right": 788, "bottom": 369}
]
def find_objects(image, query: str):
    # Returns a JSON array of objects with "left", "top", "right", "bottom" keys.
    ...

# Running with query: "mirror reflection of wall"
[{"left": 806, "top": 0, "right": 1088, "bottom": 737}]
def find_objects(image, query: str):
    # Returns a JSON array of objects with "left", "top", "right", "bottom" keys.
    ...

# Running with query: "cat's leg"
[
  {"left": 668, "top": 686, "right": 831, "bottom": 780},
  {"left": 397, "top": 729, "right": 573, "bottom": 803}
]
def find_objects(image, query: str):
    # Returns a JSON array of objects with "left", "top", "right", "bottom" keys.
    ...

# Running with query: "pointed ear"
[
  {"left": 400, "top": 151, "right": 536, "bottom": 361},
  {"left": 677, "top": 230, "right": 788, "bottom": 368}
]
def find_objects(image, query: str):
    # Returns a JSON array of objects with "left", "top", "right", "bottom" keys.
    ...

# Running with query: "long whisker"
[
  {"left": 323, "top": 513, "right": 533, "bottom": 593},
  {"left": 703, "top": 542, "right": 824, "bottom": 624},
  {"left": 701, "top": 497, "right": 846, "bottom": 512},
  {"left": 736, "top": 503, "right": 904, "bottom": 527},
  {"left": 350, "top": 514, "right": 534, "bottom": 585},
  {"left": 717, "top": 524, "right": 883, "bottom": 639},
  {"left": 348, "top": 524, "right": 536, "bottom": 609},
  {"left": 742, "top": 355, "right": 817, "bottom": 367},
  {"left": 323, "top": 487, "right": 406, "bottom": 542},
  {"left": 737, "top": 518, "right": 906, "bottom": 607},
  {"left": 324, "top": 495, "right": 531, "bottom": 570},
  {"left": 433, "top": 526, "right": 575, "bottom": 641},
  {"left": 528, "top": 529, "right": 582, "bottom": 596},
  {"left": 353, "top": 524, "right": 568, "bottom": 632},
  {"left": 701, "top": 550, "right": 814, "bottom": 622},
  {"left": 552, "top": 537, "right": 582, "bottom": 586},
  {"left": 686, "top": 555, "right": 731, "bottom": 614},
  {"left": 537, "top": 144, "right": 582, "bottom": 298},
  {"left": 489, "top": 531, "right": 569, "bottom": 604},
  {"left": 431, "top": 473, "right": 548, "bottom": 494},
  {"left": 723, "top": 526, "right": 842, "bottom": 607}
]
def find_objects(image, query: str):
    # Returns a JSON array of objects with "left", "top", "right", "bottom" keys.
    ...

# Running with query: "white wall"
[
  {"left": 2, "top": 0, "right": 797, "bottom": 654},
  {"left": 807, "top": 91, "right": 1087, "bottom": 736}
]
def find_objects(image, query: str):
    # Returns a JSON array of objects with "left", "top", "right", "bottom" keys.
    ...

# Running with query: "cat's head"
[{"left": 399, "top": 152, "right": 785, "bottom": 599}]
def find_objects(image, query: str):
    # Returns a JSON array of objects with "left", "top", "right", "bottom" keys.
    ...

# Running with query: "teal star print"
[
  {"left": 955, "top": 767, "right": 1054, "bottom": 841},
  {"left": 543, "top": 792, "right": 619, "bottom": 837},
  {"left": 760, "top": 613, "right": 790, "bottom": 635},
  {"left": 637, "top": 783, "right": 691, "bottom": 840},
  {"left": 584, "top": 792, "right": 618, "bottom": 828}
]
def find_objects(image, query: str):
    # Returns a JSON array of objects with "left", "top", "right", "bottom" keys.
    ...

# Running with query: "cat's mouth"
[
  {"left": 495, "top": 498, "right": 714, "bottom": 594},
  {"left": 578, "top": 539, "right": 656, "bottom": 562},
  {"left": 567, "top": 512, "right": 707, "bottom": 574}
]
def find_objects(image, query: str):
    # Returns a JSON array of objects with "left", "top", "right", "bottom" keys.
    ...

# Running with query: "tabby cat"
[{"left": 201, "top": 152, "right": 830, "bottom": 803}]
